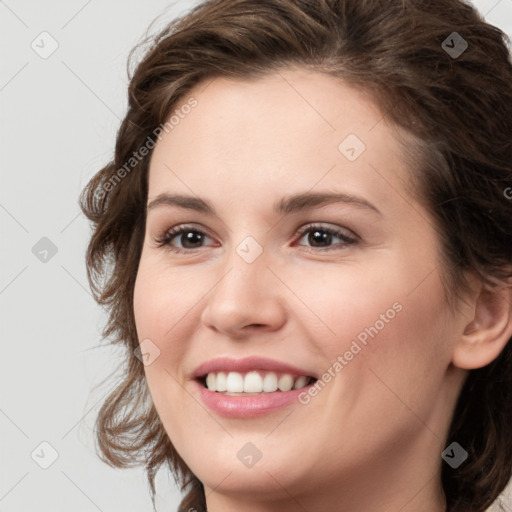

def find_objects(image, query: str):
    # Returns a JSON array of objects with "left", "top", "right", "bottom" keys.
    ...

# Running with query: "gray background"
[{"left": 1, "top": 1, "right": 511, "bottom": 511}]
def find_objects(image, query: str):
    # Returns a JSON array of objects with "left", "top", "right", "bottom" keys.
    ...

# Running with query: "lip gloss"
[{"left": 194, "top": 379, "right": 312, "bottom": 418}]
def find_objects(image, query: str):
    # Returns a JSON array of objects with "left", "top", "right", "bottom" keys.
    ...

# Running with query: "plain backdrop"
[{"left": 1, "top": 1, "right": 511, "bottom": 511}]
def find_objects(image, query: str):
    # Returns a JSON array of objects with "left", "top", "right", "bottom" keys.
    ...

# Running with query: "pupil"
[
  {"left": 309, "top": 230, "right": 331, "bottom": 247},
  {"left": 183, "top": 231, "right": 202, "bottom": 248}
]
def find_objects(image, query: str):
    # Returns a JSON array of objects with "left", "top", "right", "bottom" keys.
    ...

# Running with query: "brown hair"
[{"left": 80, "top": 1, "right": 512, "bottom": 510}]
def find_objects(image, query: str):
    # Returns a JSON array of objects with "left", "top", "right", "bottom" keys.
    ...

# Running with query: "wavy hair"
[{"left": 80, "top": 1, "right": 512, "bottom": 510}]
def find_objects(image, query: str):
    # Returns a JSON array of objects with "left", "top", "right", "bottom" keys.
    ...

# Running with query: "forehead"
[{"left": 147, "top": 67, "right": 416, "bottom": 217}]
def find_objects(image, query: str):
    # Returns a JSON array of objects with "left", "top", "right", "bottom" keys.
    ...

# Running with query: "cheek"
[
  {"left": 133, "top": 258, "right": 191, "bottom": 390},
  {"left": 283, "top": 258, "right": 439, "bottom": 358},
  {"left": 133, "top": 254, "right": 199, "bottom": 339},
  {"left": 133, "top": 261, "right": 195, "bottom": 437},
  {"left": 333, "top": 273, "right": 454, "bottom": 424},
  {"left": 305, "top": 254, "right": 454, "bottom": 406}
]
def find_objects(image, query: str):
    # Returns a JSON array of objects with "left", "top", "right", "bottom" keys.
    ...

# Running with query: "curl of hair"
[{"left": 80, "top": 1, "right": 512, "bottom": 510}]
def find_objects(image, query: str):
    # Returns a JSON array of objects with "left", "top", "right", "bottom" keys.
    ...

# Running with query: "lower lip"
[{"left": 193, "top": 379, "right": 313, "bottom": 418}]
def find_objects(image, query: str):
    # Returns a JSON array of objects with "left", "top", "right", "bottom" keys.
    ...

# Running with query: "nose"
[{"left": 199, "top": 246, "right": 287, "bottom": 338}]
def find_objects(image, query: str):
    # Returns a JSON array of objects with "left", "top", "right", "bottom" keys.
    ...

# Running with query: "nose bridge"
[
  {"left": 214, "top": 234, "right": 270, "bottom": 302},
  {"left": 200, "top": 234, "right": 286, "bottom": 334}
]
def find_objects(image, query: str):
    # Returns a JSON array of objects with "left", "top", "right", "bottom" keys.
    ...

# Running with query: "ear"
[{"left": 452, "top": 278, "right": 512, "bottom": 370}]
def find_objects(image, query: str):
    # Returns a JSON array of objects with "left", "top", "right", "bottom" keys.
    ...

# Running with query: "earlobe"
[{"left": 452, "top": 282, "right": 512, "bottom": 370}]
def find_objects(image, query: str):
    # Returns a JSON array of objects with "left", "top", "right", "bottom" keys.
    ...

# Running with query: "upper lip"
[{"left": 192, "top": 356, "right": 317, "bottom": 379}]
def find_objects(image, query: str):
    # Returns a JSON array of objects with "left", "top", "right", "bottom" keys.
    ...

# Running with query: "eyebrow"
[{"left": 146, "top": 191, "right": 381, "bottom": 216}]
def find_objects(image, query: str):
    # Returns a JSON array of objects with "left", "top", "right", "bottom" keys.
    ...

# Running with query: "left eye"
[
  {"left": 154, "top": 224, "right": 357, "bottom": 253},
  {"left": 295, "top": 224, "right": 357, "bottom": 251}
]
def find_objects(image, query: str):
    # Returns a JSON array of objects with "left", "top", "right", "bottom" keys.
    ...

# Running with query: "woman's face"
[{"left": 134, "top": 67, "right": 467, "bottom": 510}]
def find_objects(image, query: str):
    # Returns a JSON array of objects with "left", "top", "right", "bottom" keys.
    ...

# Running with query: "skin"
[{"left": 133, "top": 66, "right": 512, "bottom": 512}]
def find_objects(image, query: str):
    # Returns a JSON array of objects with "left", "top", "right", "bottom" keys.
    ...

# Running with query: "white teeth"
[
  {"left": 293, "top": 375, "right": 308, "bottom": 390},
  {"left": 226, "top": 372, "right": 244, "bottom": 392},
  {"left": 262, "top": 372, "right": 278, "bottom": 392},
  {"left": 216, "top": 371, "right": 227, "bottom": 392},
  {"left": 203, "top": 371, "right": 311, "bottom": 393},
  {"left": 206, "top": 373, "right": 216, "bottom": 390},
  {"left": 244, "top": 371, "right": 263, "bottom": 393},
  {"left": 278, "top": 374, "right": 294, "bottom": 392}
]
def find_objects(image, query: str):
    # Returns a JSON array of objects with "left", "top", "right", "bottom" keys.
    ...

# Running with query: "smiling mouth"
[{"left": 197, "top": 370, "right": 317, "bottom": 395}]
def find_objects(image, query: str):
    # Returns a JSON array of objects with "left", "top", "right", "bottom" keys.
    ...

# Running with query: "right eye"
[{"left": 154, "top": 225, "right": 217, "bottom": 253}]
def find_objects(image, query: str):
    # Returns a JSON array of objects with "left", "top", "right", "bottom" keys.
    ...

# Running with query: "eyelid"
[{"left": 294, "top": 222, "right": 357, "bottom": 241}]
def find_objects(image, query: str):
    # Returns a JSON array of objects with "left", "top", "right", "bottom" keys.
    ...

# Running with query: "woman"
[{"left": 80, "top": 0, "right": 512, "bottom": 510}]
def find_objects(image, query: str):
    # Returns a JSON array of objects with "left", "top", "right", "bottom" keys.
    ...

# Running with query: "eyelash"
[{"left": 154, "top": 223, "right": 358, "bottom": 254}]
